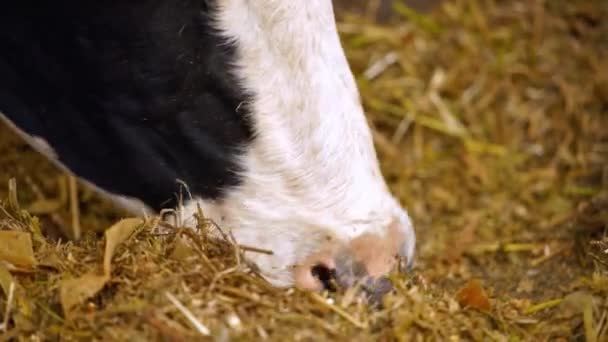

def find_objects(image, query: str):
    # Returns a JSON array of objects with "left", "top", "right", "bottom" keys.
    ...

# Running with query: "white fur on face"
[{"left": 181, "top": 0, "right": 416, "bottom": 287}]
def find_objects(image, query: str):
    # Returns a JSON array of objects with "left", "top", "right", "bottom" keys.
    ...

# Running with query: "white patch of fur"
[{"left": 180, "top": 1, "right": 416, "bottom": 287}]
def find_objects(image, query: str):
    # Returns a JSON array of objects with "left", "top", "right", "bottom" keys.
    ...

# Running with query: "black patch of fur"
[{"left": 0, "top": 0, "right": 254, "bottom": 211}]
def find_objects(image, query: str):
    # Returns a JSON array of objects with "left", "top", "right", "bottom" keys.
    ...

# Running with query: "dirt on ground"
[{"left": 0, "top": 0, "right": 607, "bottom": 340}]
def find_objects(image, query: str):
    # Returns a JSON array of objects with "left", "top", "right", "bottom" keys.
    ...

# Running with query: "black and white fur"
[{"left": 0, "top": 0, "right": 415, "bottom": 289}]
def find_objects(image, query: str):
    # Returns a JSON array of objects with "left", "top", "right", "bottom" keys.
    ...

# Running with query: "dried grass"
[{"left": 0, "top": 0, "right": 607, "bottom": 340}]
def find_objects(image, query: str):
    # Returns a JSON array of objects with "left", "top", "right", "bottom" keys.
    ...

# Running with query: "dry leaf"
[
  {"left": 561, "top": 291, "right": 594, "bottom": 314},
  {"left": 27, "top": 198, "right": 64, "bottom": 214},
  {"left": 170, "top": 236, "right": 197, "bottom": 261},
  {"left": 0, "top": 262, "right": 34, "bottom": 318},
  {"left": 446, "top": 224, "right": 476, "bottom": 262},
  {"left": 37, "top": 252, "right": 64, "bottom": 271},
  {"left": 103, "top": 218, "right": 144, "bottom": 276},
  {"left": 59, "top": 273, "right": 109, "bottom": 315},
  {"left": 561, "top": 292, "right": 596, "bottom": 341},
  {"left": 455, "top": 279, "right": 491, "bottom": 311},
  {"left": 0, "top": 262, "right": 16, "bottom": 296},
  {"left": 0, "top": 231, "right": 37, "bottom": 268}
]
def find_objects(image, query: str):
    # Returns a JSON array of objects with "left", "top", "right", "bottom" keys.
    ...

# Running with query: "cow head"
[{"left": 178, "top": 0, "right": 416, "bottom": 293}]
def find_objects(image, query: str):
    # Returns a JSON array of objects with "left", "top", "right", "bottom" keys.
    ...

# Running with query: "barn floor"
[{"left": 1, "top": 0, "right": 607, "bottom": 340}]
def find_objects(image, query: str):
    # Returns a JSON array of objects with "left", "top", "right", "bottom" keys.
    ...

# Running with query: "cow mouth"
[{"left": 310, "top": 262, "right": 394, "bottom": 306}]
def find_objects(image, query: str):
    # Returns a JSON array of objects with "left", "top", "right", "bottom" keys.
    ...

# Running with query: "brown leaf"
[
  {"left": 59, "top": 273, "right": 109, "bottom": 315},
  {"left": 0, "top": 263, "right": 34, "bottom": 318},
  {"left": 170, "top": 236, "right": 197, "bottom": 261},
  {"left": 0, "top": 262, "right": 16, "bottom": 297},
  {"left": 0, "top": 231, "right": 37, "bottom": 268},
  {"left": 26, "top": 198, "right": 64, "bottom": 214},
  {"left": 103, "top": 218, "right": 144, "bottom": 276},
  {"left": 445, "top": 223, "right": 476, "bottom": 263},
  {"left": 455, "top": 279, "right": 491, "bottom": 311}
]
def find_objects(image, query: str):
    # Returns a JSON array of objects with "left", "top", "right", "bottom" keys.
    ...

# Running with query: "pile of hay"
[{"left": 1, "top": 0, "right": 607, "bottom": 340}]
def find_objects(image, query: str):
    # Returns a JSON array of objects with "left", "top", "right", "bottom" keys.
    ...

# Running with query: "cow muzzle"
[{"left": 293, "top": 216, "right": 416, "bottom": 303}]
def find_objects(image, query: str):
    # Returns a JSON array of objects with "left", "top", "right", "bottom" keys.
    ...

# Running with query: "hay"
[{"left": 1, "top": 0, "right": 607, "bottom": 340}]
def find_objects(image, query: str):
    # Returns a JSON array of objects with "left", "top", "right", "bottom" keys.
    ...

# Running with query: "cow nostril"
[{"left": 311, "top": 264, "right": 338, "bottom": 291}]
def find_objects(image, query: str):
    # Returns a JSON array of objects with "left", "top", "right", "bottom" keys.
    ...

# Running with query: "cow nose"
[
  {"left": 294, "top": 216, "right": 415, "bottom": 298},
  {"left": 333, "top": 248, "right": 395, "bottom": 302},
  {"left": 305, "top": 251, "right": 394, "bottom": 303},
  {"left": 310, "top": 264, "right": 339, "bottom": 291}
]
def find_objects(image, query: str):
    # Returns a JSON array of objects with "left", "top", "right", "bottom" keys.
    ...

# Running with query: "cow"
[{"left": 0, "top": 0, "right": 416, "bottom": 296}]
